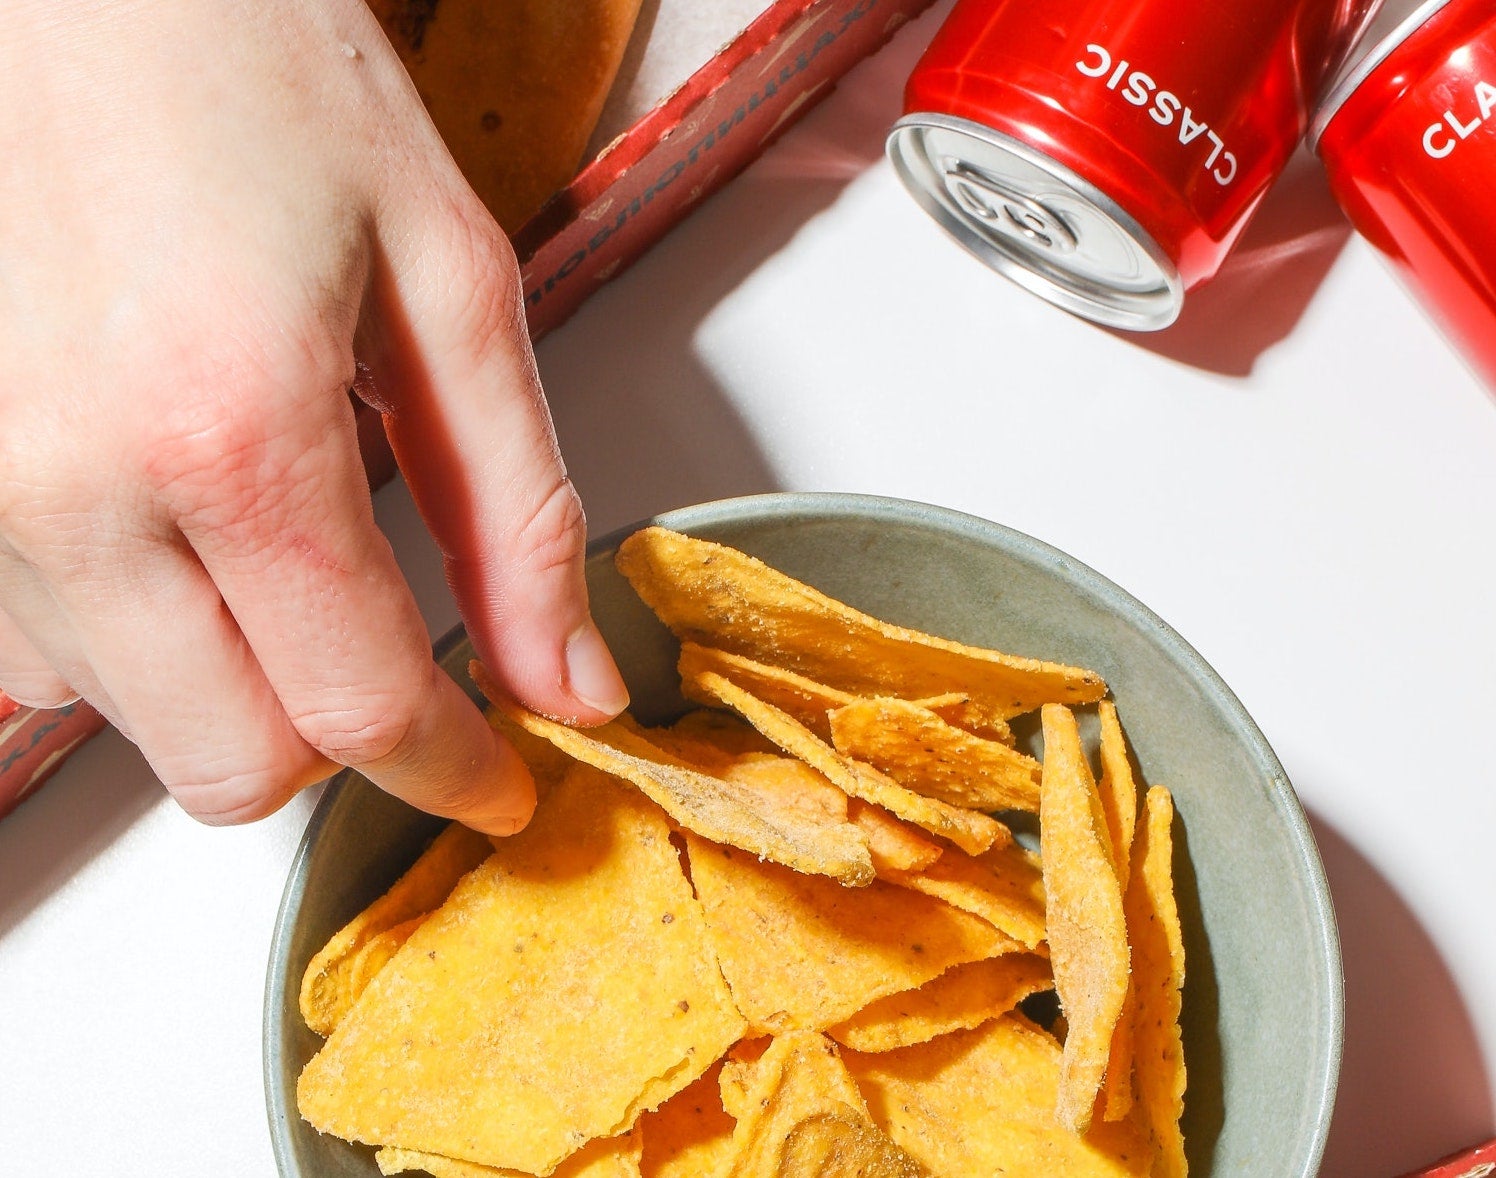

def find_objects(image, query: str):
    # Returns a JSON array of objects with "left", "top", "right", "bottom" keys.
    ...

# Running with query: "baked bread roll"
[{"left": 370, "top": 0, "right": 645, "bottom": 233}]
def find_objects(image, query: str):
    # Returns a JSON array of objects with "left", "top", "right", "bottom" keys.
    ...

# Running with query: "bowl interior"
[{"left": 265, "top": 492, "right": 1342, "bottom": 1177}]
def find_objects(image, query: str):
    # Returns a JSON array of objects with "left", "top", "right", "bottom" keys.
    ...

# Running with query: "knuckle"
[
  {"left": 143, "top": 376, "right": 349, "bottom": 538},
  {"left": 434, "top": 218, "right": 527, "bottom": 364},
  {"left": 163, "top": 766, "right": 294, "bottom": 826},
  {"left": 0, "top": 427, "right": 96, "bottom": 545},
  {"left": 509, "top": 478, "right": 587, "bottom": 582},
  {"left": 0, "top": 671, "right": 78, "bottom": 710},
  {"left": 290, "top": 695, "right": 418, "bottom": 767}
]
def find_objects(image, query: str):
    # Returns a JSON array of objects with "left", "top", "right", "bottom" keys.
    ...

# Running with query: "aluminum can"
[
  {"left": 1311, "top": 0, "right": 1496, "bottom": 389},
  {"left": 888, "top": 0, "right": 1371, "bottom": 330}
]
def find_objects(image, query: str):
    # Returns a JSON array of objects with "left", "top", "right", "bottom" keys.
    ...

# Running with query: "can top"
[
  {"left": 887, "top": 114, "right": 1183, "bottom": 332},
  {"left": 1309, "top": 0, "right": 1454, "bottom": 149}
]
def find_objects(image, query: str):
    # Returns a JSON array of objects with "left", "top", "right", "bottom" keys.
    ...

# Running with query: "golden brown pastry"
[{"left": 370, "top": 0, "right": 643, "bottom": 233}]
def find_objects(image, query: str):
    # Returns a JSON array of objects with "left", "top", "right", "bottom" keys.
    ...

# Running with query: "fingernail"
[{"left": 564, "top": 619, "right": 629, "bottom": 717}]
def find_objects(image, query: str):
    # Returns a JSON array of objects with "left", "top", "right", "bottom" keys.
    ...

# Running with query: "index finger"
[{"left": 161, "top": 375, "right": 535, "bottom": 835}]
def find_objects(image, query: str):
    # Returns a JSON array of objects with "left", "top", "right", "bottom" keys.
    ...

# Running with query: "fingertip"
[
  {"left": 562, "top": 617, "right": 629, "bottom": 722},
  {"left": 468, "top": 729, "right": 538, "bottom": 837}
]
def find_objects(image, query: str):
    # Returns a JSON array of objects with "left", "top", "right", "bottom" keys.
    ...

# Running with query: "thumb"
[{"left": 364, "top": 208, "right": 628, "bottom": 725}]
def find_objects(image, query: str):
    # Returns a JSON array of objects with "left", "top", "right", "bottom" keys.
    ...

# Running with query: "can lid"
[
  {"left": 1309, "top": 0, "right": 1454, "bottom": 149},
  {"left": 887, "top": 114, "right": 1182, "bottom": 332}
]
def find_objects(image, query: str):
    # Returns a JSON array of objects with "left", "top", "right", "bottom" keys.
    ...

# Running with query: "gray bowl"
[{"left": 265, "top": 492, "right": 1342, "bottom": 1176}]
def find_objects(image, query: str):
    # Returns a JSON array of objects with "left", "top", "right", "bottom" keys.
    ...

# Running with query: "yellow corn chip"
[
  {"left": 1128, "top": 787, "right": 1187, "bottom": 1177},
  {"left": 474, "top": 663, "right": 873, "bottom": 886},
  {"left": 717, "top": 1039, "right": 771, "bottom": 1122},
  {"left": 617, "top": 527, "right": 1106, "bottom": 720},
  {"left": 880, "top": 840, "right": 1047, "bottom": 951},
  {"left": 645, "top": 707, "right": 780, "bottom": 770},
  {"left": 1099, "top": 989, "right": 1137, "bottom": 1124},
  {"left": 1094, "top": 700, "right": 1143, "bottom": 1123},
  {"left": 1040, "top": 705, "right": 1131, "bottom": 1134},
  {"left": 828, "top": 697, "right": 1042, "bottom": 813},
  {"left": 719, "top": 1031, "right": 926, "bottom": 1177},
  {"left": 828, "top": 954, "right": 1053, "bottom": 1053},
  {"left": 914, "top": 693, "right": 1015, "bottom": 745},
  {"left": 299, "top": 821, "right": 494, "bottom": 1037},
  {"left": 677, "top": 643, "right": 850, "bottom": 741},
  {"left": 488, "top": 708, "right": 583, "bottom": 801},
  {"left": 1096, "top": 700, "right": 1139, "bottom": 888},
  {"left": 845, "top": 1015, "right": 1152, "bottom": 1177},
  {"left": 848, "top": 800, "right": 944, "bottom": 874},
  {"left": 676, "top": 644, "right": 1014, "bottom": 748},
  {"left": 720, "top": 754, "right": 850, "bottom": 826},
  {"left": 684, "top": 832, "right": 1014, "bottom": 1034},
  {"left": 637, "top": 1060, "right": 737, "bottom": 1178},
  {"left": 297, "top": 765, "right": 747, "bottom": 1175},
  {"left": 377, "top": 1124, "right": 641, "bottom": 1176},
  {"left": 685, "top": 670, "right": 1009, "bottom": 857}
]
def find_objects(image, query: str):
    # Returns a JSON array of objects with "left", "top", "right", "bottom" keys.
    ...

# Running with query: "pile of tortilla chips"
[{"left": 296, "top": 527, "right": 1189, "bottom": 1177}]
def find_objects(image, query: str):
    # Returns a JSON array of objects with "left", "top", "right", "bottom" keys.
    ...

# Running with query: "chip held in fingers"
[
  {"left": 473, "top": 661, "right": 874, "bottom": 887},
  {"left": 296, "top": 526, "right": 1189, "bottom": 1177}
]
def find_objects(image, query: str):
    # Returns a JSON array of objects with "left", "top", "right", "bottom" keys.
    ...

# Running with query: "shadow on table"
[
  {"left": 1115, "top": 148, "right": 1355, "bottom": 379},
  {"left": 0, "top": 728, "right": 160, "bottom": 938},
  {"left": 1309, "top": 812, "right": 1495, "bottom": 1177}
]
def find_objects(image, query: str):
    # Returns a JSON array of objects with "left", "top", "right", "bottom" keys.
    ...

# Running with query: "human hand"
[{"left": 0, "top": 0, "right": 628, "bottom": 834}]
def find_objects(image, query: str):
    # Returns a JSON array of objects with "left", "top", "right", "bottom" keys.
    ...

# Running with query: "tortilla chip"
[
  {"left": 370, "top": 0, "right": 644, "bottom": 233},
  {"left": 828, "top": 697, "right": 1042, "bottom": 813},
  {"left": 676, "top": 645, "right": 1014, "bottom": 750},
  {"left": 488, "top": 708, "right": 581, "bottom": 800},
  {"left": 828, "top": 954, "right": 1054, "bottom": 1053},
  {"left": 646, "top": 707, "right": 780, "bottom": 770},
  {"left": 1096, "top": 701, "right": 1139, "bottom": 888},
  {"left": 616, "top": 527, "right": 1106, "bottom": 720},
  {"left": 299, "top": 821, "right": 494, "bottom": 1036},
  {"left": 677, "top": 644, "right": 851, "bottom": 741},
  {"left": 1099, "top": 986, "right": 1136, "bottom": 1124},
  {"left": 848, "top": 800, "right": 944, "bottom": 874},
  {"left": 297, "top": 765, "right": 747, "bottom": 1174},
  {"left": 684, "top": 833, "right": 1015, "bottom": 1034},
  {"left": 880, "top": 840, "right": 1047, "bottom": 951},
  {"left": 914, "top": 693, "right": 1015, "bottom": 745},
  {"left": 1040, "top": 705, "right": 1130, "bottom": 1134},
  {"left": 377, "top": 1125, "right": 642, "bottom": 1176},
  {"left": 718, "top": 1031, "right": 926, "bottom": 1177},
  {"left": 637, "top": 1060, "right": 738, "bottom": 1178},
  {"left": 717, "top": 1039, "right": 772, "bottom": 1122},
  {"left": 845, "top": 1015, "right": 1153, "bottom": 1177},
  {"left": 1127, "top": 787, "right": 1187, "bottom": 1177},
  {"left": 474, "top": 663, "right": 873, "bottom": 886},
  {"left": 684, "top": 670, "right": 1009, "bottom": 857},
  {"left": 720, "top": 754, "right": 850, "bottom": 826}
]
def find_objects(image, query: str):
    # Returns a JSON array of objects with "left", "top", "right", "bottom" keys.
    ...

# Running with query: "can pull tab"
[{"left": 943, "top": 162, "right": 1078, "bottom": 255}]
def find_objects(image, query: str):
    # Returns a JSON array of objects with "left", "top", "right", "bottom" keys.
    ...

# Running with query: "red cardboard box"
[
  {"left": 0, "top": 0, "right": 935, "bottom": 821},
  {"left": 1399, "top": 1137, "right": 1496, "bottom": 1178}
]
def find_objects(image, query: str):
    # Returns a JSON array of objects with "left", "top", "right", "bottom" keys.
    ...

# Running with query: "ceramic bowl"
[{"left": 265, "top": 492, "right": 1342, "bottom": 1176}]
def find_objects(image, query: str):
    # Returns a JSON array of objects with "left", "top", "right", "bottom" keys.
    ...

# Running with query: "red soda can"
[
  {"left": 1311, "top": 0, "right": 1496, "bottom": 390},
  {"left": 888, "top": 0, "right": 1371, "bottom": 330}
]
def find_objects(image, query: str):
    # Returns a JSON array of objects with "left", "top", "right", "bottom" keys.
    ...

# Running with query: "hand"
[{"left": 0, "top": 0, "right": 628, "bottom": 834}]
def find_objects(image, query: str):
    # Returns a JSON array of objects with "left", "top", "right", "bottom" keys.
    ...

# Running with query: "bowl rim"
[{"left": 263, "top": 490, "right": 1344, "bottom": 1176}]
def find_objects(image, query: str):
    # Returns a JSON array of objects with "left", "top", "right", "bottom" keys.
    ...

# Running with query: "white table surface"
[{"left": 2, "top": 5, "right": 1493, "bottom": 1175}]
